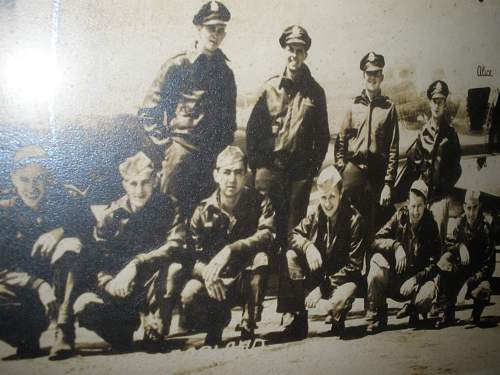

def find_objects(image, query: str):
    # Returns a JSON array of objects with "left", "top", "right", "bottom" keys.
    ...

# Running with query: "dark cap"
[
  {"left": 360, "top": 51, "right": 385, "bottom": 72},
  {"left": 279, "top": 25, "right": 311, "bottom": 51},
  {"left": 427, "top": 80, "right": 449, "bottom": 100},
  {"left": 193, "top": 1, "right": 231, "bottom": 26},
  {"left": 12, "top": 145, "right": 49, "bottom": 171}
]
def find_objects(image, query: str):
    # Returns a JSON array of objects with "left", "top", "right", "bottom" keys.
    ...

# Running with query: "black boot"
[
  {"left": 366, "top": 303, "right": 387, "bottom": 334},
  {"left": 435, "top": 309, "right": 456, "bottom": 329},
  {"left": 282, "top": 311, "right": 308, "bottom": 340},
  {"left": 465, "top": 301, "right": 487, "bottom": 328}
]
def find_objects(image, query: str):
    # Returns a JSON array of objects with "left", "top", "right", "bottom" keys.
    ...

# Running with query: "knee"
[
  {"left": 472, "top": 281, "right": 492, "bottom": 301},
  {"left": 414, "top": 281, "right": 437, "bottom": 313},
  {"left": 180, "top": 280, "right": 204, "bottom": 307},
  {"left": 167, "top": 262, "right": 183, "bottom": 279},
  {"left": 51, "top": 237, "right": 82, "bottom": 265},
  {"left": 73, "top": 292, "right": 103, "bottom": 317},
  {"left": 252, "top": 252, "right": 269, "bottom": 269},
  {"left": 368, "top": 253, "right": 389, "bottom": 281}
]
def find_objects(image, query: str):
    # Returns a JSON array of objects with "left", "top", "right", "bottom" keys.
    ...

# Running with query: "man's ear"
[
  {"left": 122, "top": 180, "right": 127, "bottom": 192},
  {"left": 212, "top": 168, "right": 219, "bottom": 183},
  {"left": 380, "top": 73, "right": 384, "bottom": 83},
  {"left": 304, "top": 51, "right": 308, "bottom": 60}
]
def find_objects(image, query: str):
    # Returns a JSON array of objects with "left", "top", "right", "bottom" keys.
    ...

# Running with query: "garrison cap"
[
  {"left": 410, "top": 179, "right": 429, "bottom": 200},
  {"left": 12, "top": 145, "right": 49, "bottom": 171},
  {"left": 193, "top": 1, "right": 231, "bottom": 26},
  {"left": 119, "top": 152, "right": 154, "bottom": 180},
  {"left": 216, "top": 146, "right": 247, "bottom": 169},
  {"left": 360, "top": 51, "right": 385, "bottom": 72},
  {"left": 464, "top": 190, "right": 481, "bottom": 204},
  {"left": 317, "top": 166, "right": 343, "bottom": 191},
  {"left": 279, "top": 25, "right": 311, "bottom": 51},
  {"left": 427, "top": 80, "right": 449, "bottom": 100}
]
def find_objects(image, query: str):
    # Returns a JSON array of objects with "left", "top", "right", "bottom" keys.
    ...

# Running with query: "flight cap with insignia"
[
  {"left": 216, "top": 146, "right": 247, "bottom": 169},
  {"left": 360, "top": 51, "right": 385, "bottom": 72},
  {"left": 427, "top": 80, "right": 449, "bottom": 99},
  {"left": 410, "top": 179, "right": 429, "bottom": 200},
  {"left": 12, "top": 145, "right": 49, "bottom": 172},
  {"left": 193, "top": 1, "right": 231, "bottom": 26},
  {"left": 279, "top": 25, "right": 312, "bottom": 51},
  {"left": 119, "top": 152, "right": 155, "bottom": 180},
  {"left": 317, "top": 165, "right": 343, "bottom": 191}
]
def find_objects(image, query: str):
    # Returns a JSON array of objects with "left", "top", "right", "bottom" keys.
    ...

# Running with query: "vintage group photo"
[{"left": 1, "top": 1, "right": 499, "bottom": 374}]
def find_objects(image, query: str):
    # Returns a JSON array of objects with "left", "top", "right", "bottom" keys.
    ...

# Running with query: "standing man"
[
  {"left": 365, "top": 180, "right": 441, "bottom": 333},
  {"left": 138, "top": 1, "right": 236, "bottom": 216},
  {"left": 280, "top": 166, "right": 366, "bottom": 338},
  {"left": 180, "top": 146, "right": 275, "bottom": 345},
  {"left": 74, "top": 152, "right": 187, "bottom": 351},
  {"left": 407, "top": 80, "right": 461, "bottom": 242},
  {"left": 435, "top": 190, "right": 496, "bottom": 328},
  {"left": 0, "top": 145, "right": 84, "bottom": 359},
  {"left": 245, "top": 25, "right": 330, "bottom": 320},
  {"left": 335, "top": 52, "right": 399, "bottom": 239}
]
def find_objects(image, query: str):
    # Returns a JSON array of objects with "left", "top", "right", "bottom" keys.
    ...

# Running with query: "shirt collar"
[{"left": 187, "top": 48, "right": 229, "bottom": 64}]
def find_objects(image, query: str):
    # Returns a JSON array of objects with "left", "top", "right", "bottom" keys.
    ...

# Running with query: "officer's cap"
[
  {"left": 360, "top": 51, "right": 385, "bottom": 72},
  {"left": 427, "top": 80, "right": 449, "bottom": 100},
  {"left": 193, "top": 1, "right": 231, "bottom": 26},
  {"left": 12, "top": 145, "right": 49, "bottom": 172},
  {"left": 317, "top": 166, "right": 343, "bottom": 191},
  {"left": 119, "top": 152, "right": 154, "bottom": 180},
  {"left": 410, "top": 179, "right": 429, "bottom": 200},
  {"left": 464, "top": 190, "right": 481, "bottom": 204},
  {"left": 279, "top": 25, "right": 311, "bottom": 51},
  {"left": 216, "top": 146, "right": 247, "bottom": 169}
]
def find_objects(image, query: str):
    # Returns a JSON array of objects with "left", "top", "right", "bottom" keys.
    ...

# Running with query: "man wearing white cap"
[
  {"left": 279, "top": 166, "right": 366, "bottom": 338},
  {"left": 180, "top": 146, "right": 275, "bottom": 345},
  {"left": 435, "top": 190, "right": 495, "bottom": 328},
  {"left": 366, "top": 179, "right": 441, "bottom": 333},
  {"left": 138, "top": 1, "right": 236, "bottom": 217},
  {"left": 0, "top": 145, "right": 85, "bottom": 359},
  {"left": 74, "top": 151, "right": 187, "bottom": 351}
]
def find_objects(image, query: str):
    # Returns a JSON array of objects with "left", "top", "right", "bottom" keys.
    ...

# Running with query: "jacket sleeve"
[
  {"left": 246, "top": 89, "right": 273, "bottom": 170},
  {"left": 227, "top": 197, "right": 276, "bottom": 257},
  {"left": 334, "top": 107, "right": 352, "bottom": 171},
  {"left": 328, "top": 213, "right": 366, "bottom": 287},
  {"left": 312, "top": 87, "right": 330, "bottom": 176},
  {"left": 135, "top": 205, "right": 188, "bottom": 268},
  {"left": 384, "top": 104, "right": 400, "bottom": 186},
  {"left": 414, "top": 218, "right": 441, "bottom": 284},
  {"left": 0, "top": 270, "right": 45, "bottom": 291},
  {"left": 137, "top": 59, "right": 179, "bottom": 143},
  {"left": 289, "top": 212, "right": 317, "bottom": 255},
  {"left": 476, "top": 217, "right": 496, "bottom": 280},
  {"left": 372, "top": 211, "right": 400, "bottom": 255}
]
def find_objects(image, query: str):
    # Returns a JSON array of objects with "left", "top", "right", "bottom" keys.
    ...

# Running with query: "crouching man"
[
  {"left": 0, "top": 145, "right": 84, "bottom": 359},
  {"left": 180, "top": 146, "right": 275, "bottom": 346},
  {"left": 366, "top": 179, "right": 441, "bottom": 333},
  {"left": 435, "top": 190, "right": 496, "bottom": 328},
  {"left": 279, "top": 166, "right": 366, "bottom": 339},
  {"left": 74, "top": 152, "right": 187, "bottom": 351}
]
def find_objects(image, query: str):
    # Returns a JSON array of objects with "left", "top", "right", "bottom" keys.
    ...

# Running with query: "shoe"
[
  {"left": 365, "top": 319, "right": 387, "bottom": 334},
  {"left": 429, "top": 303, "right": 440, "bottom": 318},
  {"left": 408, "top": 312, "right": 420, "bottom": 328},
  {"left": 16, "top": 338, "right": 42, "bottom": 359},
  {"left": 49, "top": 325, "right": 75, "bottom": 360},
  {"left": 396, "top": 303, "right": 412, "bottom": 319},
  {"left": 365, "top": 306, "right": 387, "bottom": 335},
  {"left": 330, "top": 319, "right": 345, "bottom": 337},
  {"left": 235, "top": 319, "right": 256, "bottom": 341},
  {"left": 282, "top": 311, "right": 308, "bottom": 340},
  {"left": 204, "top": 325, "right": 224, "bottom": 347},
  {"left": 434, "top": 311, "right": 456, "bottom": 329}
]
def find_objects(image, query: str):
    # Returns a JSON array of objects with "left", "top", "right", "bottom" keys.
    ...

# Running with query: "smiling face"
[
  {"left": 197, "top": 23, "right": 226, "bottom": 54},
  {"left": 213, "top": 160, "right": 246, "bottom": 200},
  {"left": 408, "top": 191, "right": 426, "bottom": 225},
  {"left": 363, "top": 70, "right": 384, "bottom": 95},
  {"left": 318, "top": 182, "right": 342, "bottom": 218},
  {"left": 430, "top": 97, "right": 446, "bottom": 120},
  {"left": 122, "top": 169, "right": 156, "bottom": 212},
  {"left": 11, "top": 163, "right": 48, "bottom": 211},
  {"left": 284, "top": 43, "right": 307, "bottom": 74}
]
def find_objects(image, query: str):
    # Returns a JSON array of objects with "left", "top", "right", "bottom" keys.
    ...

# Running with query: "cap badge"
[
  {"left": 435, "top": 82, "right": 443, "bottom": 92},
  {"left": 292, "top": 25, "right": 301, "bottom": 35},
  {"left": 368, "top": 52, "right": 375, "bottom": 62},
  {"left": 210, "top": 1, "right": 219, "bottom": 12}
]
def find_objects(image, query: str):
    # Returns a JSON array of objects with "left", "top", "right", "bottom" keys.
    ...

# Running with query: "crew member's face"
[
  {"left": 363, "top": 70, "right": 384, "bottom": 94},
  {"left": 198, "top": 24, "right": 226, "bottom": 53},
  {"left": 122, "top": 170, "right": 156, "bottom": 212},
  {"left": 285, "top": 43, "right": 307, "bottom": 74},
  {"left": 11, "top": 164, "right": 47, "bottom": 211},
  {"left": 213, "top": 160, "right": 246, "bottom": 199},
  {"left": 408, "top": 191, "right": 426, "bottom": 225},
  {"left": 430, "top": 97, "right": 446, "bottom": 120},
  {"left": 464, "top": 200, "right": 480, "bottom": 226},
  {"left": 318, "top": 182, "right": 342, "bottom": 218}
]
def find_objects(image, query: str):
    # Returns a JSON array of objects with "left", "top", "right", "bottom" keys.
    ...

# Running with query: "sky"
[{"left": 0, "top": 0, "right": 499, "bottom": 129}]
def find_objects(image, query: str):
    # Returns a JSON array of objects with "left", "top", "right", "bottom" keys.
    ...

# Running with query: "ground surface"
[{"left": 1, "top": 294, "right": 500, "bottom": 375}]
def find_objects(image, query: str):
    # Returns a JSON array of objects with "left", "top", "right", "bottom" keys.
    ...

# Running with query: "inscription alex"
[{"left": 477, "top": 65, "right": 493, "bottom": 77}]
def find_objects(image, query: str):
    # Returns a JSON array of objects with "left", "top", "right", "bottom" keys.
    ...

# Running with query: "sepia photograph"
[{"left": 1, "top": 0, "right": 500, "bottom": 374}]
